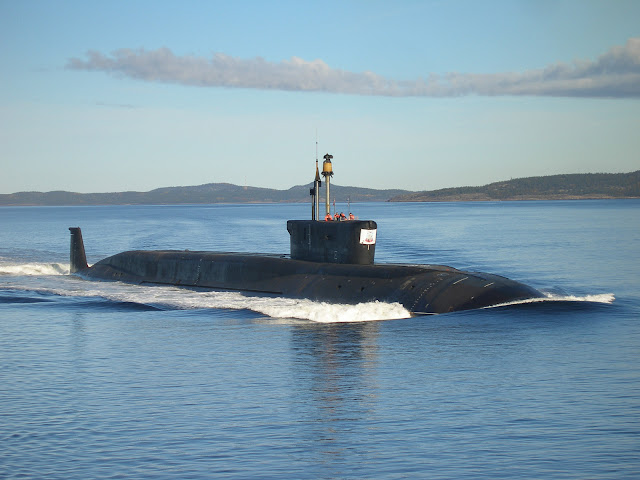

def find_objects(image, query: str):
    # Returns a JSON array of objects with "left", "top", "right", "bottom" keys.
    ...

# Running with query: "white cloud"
[{"left": 67, "top": 38, "right": 640, "bottom": 98}]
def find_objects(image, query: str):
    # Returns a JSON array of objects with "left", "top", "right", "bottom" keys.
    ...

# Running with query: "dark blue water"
[{"left": 1, "top": 201, "right": 639, "bottom": 479}]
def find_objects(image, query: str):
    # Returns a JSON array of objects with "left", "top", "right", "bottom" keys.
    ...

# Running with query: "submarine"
[{"left": 69, "top": 154, "right": 543, "bottom": 315}]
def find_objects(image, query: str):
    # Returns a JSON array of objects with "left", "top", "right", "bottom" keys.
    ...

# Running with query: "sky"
[{"left": 1, "top": 0, "right": 639, "bottom": 194}]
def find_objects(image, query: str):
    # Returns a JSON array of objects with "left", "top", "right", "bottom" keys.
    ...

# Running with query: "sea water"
[{"left": 1, "top": 200, "right": 638, "bottom": 479}]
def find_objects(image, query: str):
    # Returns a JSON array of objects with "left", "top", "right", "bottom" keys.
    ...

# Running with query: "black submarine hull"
[
  {"left": 67, "top": 153, "right": 545, "bottom": 315},
  {"left": 73, "top": 247, "right": 542, "bottom": 315}
]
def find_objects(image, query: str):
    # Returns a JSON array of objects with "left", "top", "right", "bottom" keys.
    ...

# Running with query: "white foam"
[
  {"left": 545, "top": 292, "right": 615, "bottom": 304},
  {"left": 123, "top": 287, "right": 411, "bottom": 322},
  {"left": 251, "top": 298, "right": 411, "bottom": 323},
  {"left": 487, "top": 292, "right": 615, "bottom": 309}
]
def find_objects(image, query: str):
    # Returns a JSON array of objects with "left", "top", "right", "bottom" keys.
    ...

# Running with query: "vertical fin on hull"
[{"left": 69, "top": 227, "right": 88, "bottom": 273}]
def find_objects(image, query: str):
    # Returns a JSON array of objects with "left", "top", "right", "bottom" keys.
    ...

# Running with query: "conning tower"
[{"left": 289, "top": 154, "right": 377, "bottom": 265}]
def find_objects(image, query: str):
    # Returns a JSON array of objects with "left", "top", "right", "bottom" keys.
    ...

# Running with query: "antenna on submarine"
[{"left": 311, "top": 130, "right": 322, "bottom": 220}]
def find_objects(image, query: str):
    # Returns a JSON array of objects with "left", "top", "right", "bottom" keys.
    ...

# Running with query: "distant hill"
[
  {"left": 2, "top": 171, "right": 638, "bottom": 206},
  {"left": 389, "top": 171, "right": 640, "bottom": 202},
  {"left": 0, "top": 183, "right": 410, "bottom": 206}
]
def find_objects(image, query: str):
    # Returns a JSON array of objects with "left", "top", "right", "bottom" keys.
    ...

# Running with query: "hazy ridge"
[
  {"left": 389, "top": 171, "right": 639, "bottom": 202},
  {"left": 1, "top": 171, "right": 638, "bottom": 206},
  {"left": 0, "top": 183, "right": 408, "bottom": 206}
]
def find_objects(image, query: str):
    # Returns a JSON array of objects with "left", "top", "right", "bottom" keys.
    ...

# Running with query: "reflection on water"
[{"left": 290, "top": 322, "right": 380, "bottom": 463}]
